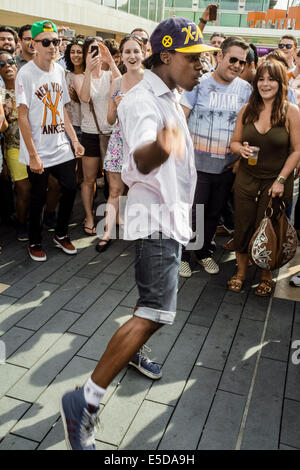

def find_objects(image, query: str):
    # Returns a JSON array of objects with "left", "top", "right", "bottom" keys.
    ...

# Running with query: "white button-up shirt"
[{"left": 118, "top": 69, "right": 197, "bottom": 246}]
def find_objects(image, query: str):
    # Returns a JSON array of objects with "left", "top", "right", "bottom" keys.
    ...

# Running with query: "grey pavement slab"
[
  {"left": 120, "top": 400, "right": 173, "bottom": 450},
  {"left": 219, "top": 318, "right": 265, "bottom": 396},
  {"left": 68, "top": 288, "right": 127, "bottom": 337},
  {"left": 10, "top": 355, "right": 98, "bottom": 442},
  {"left": 0, "top": 282, "right": 58, "bottom": 335},
  {"left": 147, "top": 323, "right": 208, "bottom": 406},
  {"left": 45, "top": 245, "right": 99, "bottom": 284},
  {"left": 102, "top": 245, "right": 135, "bottom": 275},
  {"left": 159, "top": 366, "right": 220, "bottom": 450},
  {"left": 8, "top": 310, "right": 80, "bottom": 368},
  {"left": 280, "top": 399, "right": 300, "bottom": 449},
  {"left": 242, "top": 291, "right": 271, "bottom": 322},
  {"left": 109, "top": 265, "right": 136, "bottom": 293},
  {"left": 7, "top": 333, "right": 87, "bottom": 402},
  {"left": 0, "top": 396, "right": 31, "bottom": 440},
  {"left": 0, "top": 434, "right": 38, "bottom": 450},
  {"left": 240, "top": 356, "right": 286, "bottom": 450},
  {"left": 64, "top": 272, "right": 117, "bottom": 313},
  {"left": 16, "top": 276, "right": 89, "bottom": 331},
  {"left": 96, "top": 369, "right": 153, "bottom": 447},
  {"left": 0, "top": 363, "right": 27, "bottom": 399},
  {"left": 1, "top": 326, "right": 34, "bottom": 358},
  {"left": 3, "top": 251, "right": 67, "bottom": 298},
  {"left": 198, "top": 390, "right": 246, "bottom": 450},
  {"left": 0, "top": 294, "right": 18, "bottom": 314},
  {"left": 261, "top": 298, "right": 294, "bottom": 362},
  {"left": 196, "top": 301, "right": 243, "bottom": 371},
  {"left": 176, "top": 277, "right": 206, "bottom": 312},
  {"left": 188, "top": 284, "right": 225, "bottom": 328},
  {"left": 76, "top": 240, "right": 132, "bottom": 280}
]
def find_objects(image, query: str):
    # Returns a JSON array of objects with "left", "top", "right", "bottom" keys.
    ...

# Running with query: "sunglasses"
[
  {"left": 123, "top": 34, "right": 148, "bottom": 45},
  {"left": 0, "top": 58, "right": 16, "bottom": 68},
  {"left": 87, "top": 36, "right": 103, "bottom": 42},
  {"left": 229, "top": 56, "right": 246, "bottom": 66},
  {"left": 34, "top": 38, "right": 61, "bottom": 47},
  {"left": 68, "top": 40, "right": 84, "bottom": 46},
  {"left": 278, "top": 43, "right": 294, "bottom": 49},
  {"left": 211, "top": 32, "right": 225, "bottom": 38}
]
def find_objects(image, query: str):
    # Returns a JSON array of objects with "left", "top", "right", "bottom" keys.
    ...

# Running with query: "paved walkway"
[{"left": 0, "top": 192, "right": 300, "bottom": 451}]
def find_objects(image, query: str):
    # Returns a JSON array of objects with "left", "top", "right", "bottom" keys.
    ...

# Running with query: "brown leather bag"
[{"left": 248, "top": 197, "right": 297, "bottom": 271}]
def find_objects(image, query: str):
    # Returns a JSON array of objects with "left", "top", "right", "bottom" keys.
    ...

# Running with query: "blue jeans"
[{"left": 134, "top": 233, "right": 182, "bottom": 325}]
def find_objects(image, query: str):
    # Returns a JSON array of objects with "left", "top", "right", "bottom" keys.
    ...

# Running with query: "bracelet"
[
  {"left": 72, "top": 140, "right": 79, "bottom": 144},
  {"left": 200, "top": 17, "right": 207, "bottom": 24}
]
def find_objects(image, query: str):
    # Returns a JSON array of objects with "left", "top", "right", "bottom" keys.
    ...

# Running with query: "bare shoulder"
[{"left": 287, "top": 102, "right": 300, "bottom": 114}]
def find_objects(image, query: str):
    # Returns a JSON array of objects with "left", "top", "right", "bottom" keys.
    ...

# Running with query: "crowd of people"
[{"left": 0, "top": 7, "right": 300, "bottom": 450}]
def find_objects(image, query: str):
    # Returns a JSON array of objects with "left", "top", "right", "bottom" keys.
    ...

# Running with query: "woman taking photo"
[
  {"left": 229, "top": 60, "right": 300, "bottom": 296},
  {"left": 64, "top": 39, "right": 85, "bottom": 140},
  {"left": 96, "top": 34, "right": 145, "bottom": 252},
  {"left": 73, "top": 37, "right": 120, "bottom": 235}
]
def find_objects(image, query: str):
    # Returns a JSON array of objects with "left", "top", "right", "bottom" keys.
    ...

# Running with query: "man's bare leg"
[{"left": 91, "top": 316, "right": 162, "bottom": 389}]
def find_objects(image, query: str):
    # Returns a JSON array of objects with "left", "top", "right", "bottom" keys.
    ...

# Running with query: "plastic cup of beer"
[{"left": 248, "top": 146, "right": 260, "bottom": 166}]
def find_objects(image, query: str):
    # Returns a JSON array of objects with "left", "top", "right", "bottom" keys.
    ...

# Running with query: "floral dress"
[{"left": 103, "top": 89, "right": 124, "bottom": 173}]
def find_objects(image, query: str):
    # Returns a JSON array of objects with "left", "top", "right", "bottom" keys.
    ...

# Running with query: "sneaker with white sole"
[
  {"left": 28, "top": 244, "right": 47, "bottom": 262},
  {"left": 179, "top": 261, "right": 192, "bottom": 278},
  {"left": 197, "top": 257, "right": 219, "bottom": 274},
  {"left": 129, "top": 344, "right": 162, "bottom": 380},
  {"left": 290, "top": 272, "right": 300, "bottom": 287},
  {"left": 54, "top": 235, "right": 77, "bottom": 255},
  {"left": 60, "top": 387, "right": 99, "bottom": 450}
]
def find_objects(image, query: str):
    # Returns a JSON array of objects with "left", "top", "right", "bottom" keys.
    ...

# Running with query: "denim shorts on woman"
[{"left": 134, "top": 233, "right": 182, "bottom": 325}]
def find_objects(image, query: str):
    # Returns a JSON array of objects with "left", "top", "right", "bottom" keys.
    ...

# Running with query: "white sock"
[{"left": 83, "top": 377, "right": 105, "bottom": 408}]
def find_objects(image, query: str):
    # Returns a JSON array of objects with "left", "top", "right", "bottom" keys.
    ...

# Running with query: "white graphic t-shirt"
[{"left": 16, "top": 60, "right": 74, "bottom": 168}]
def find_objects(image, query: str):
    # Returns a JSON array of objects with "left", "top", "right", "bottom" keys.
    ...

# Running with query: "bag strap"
[{"left": 89, "top": 98, "right": 101, "bottom": 134}]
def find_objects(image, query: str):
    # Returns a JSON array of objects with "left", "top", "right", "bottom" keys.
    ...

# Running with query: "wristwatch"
[
  {"left": 199, "top": 18, "right": 207, "bottom": 24},
  {"left": 277, "top": 175, "right": 286, "bottom": 184}
]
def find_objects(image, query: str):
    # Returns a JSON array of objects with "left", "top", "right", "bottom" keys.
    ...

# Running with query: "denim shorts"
[{"left": 134, "top": 233, "right": 182, "bottom": 325}]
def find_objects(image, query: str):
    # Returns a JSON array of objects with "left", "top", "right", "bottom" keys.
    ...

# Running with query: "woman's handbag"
[{"left": 248, "top": 197, "right": 297, "bottom": 271}]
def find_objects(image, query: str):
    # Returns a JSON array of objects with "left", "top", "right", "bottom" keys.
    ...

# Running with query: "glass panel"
[
  {"left": 149, "top": 0, "right": 156, "bottom": 21},
  {"left": 130, "top": 0, "right": 140, "bottom": 15},
  {"left": 174, "top": 0, "right": 193, "bottom": 6},
  {"left": 117, "top": 0, "right": 129, "bottom": 11},
  {"left": 140, "top": 0, "right": 148, "bottom": 18},
  {"left": 103, "top": 0, "right": 117, "bottom": 7}
]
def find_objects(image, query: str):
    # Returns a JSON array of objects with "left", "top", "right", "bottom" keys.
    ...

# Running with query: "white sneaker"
[
  {"left": 197, "top": 257, "right": 219, "bottom": 274},
  {"left": 290, "top": 272, "right": 300, "bottom": 287},
  {"left": 179, "top": 261, "right": 192, "bottom": 278}
]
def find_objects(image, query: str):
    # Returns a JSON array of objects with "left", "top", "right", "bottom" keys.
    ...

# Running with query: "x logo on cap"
[{"left": 162, "top": 35, "right": 173, "bottom": 48}]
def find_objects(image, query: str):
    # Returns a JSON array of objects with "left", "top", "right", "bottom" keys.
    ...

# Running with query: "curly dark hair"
[{"left": 64, "top": 40, "right": 85, "bottom": 72}]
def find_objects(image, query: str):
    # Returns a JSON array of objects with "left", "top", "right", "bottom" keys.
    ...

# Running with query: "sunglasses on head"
[
  {"left": 211, "top": 32, "right": 225, "bottom": 38},
  {"left": 87, "top": 36, "right": 103, "bottom": 42},
  {"left": 69, "top": 39, "right": 84, "bottom": 46},
  {"left": 124, "top": 34, "right": 148, "bottom": 45},
  {"left": 34, "top": 38, "right": 61, "bottom": 47},
  {"left": 229, "top": 56, "right": 246, "bottom": 66},
  {"left": 278, "top": 43, "right": 294, "bottom": 49},
  {"left": 0, "top": 58, "right": 16, "bottom": 67}
]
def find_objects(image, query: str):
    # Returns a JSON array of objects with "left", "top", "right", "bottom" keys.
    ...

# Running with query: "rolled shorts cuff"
[{"left": 134, "top": 305, "right": 176, "bottom": 325}]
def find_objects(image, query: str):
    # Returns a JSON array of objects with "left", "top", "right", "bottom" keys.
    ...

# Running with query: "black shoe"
[
  {"left": 95, "top": 239, "right": 111, "bottom": 253},
  {"left": 43, "top": 211, "right": 57, "bottom": 231},
  {"left": 16, "top": 223, "right": 29, "bottom": 242}
]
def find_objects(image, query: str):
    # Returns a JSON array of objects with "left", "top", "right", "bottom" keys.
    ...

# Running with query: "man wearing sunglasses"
[
  {"left": 131, "top": 28, "right": 152, "bottom": 58},
  {"left": 277, "top": 35, "right": 297, "bottom": 85},
  {"left": 180, "top": 36, "right": 251, "bottom": 278},
  {"left": 16, "top": 20, "right": 85, "bottom": 262}
]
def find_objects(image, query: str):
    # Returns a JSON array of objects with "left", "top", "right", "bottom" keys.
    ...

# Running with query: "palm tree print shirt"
[{"left": 181, "top": 72, "right": 252, "bottom": 174}]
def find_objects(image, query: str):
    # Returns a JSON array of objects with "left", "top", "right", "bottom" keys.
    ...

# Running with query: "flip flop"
[{"left": 83, "top": 219, "right": 96, "bottom": 236}]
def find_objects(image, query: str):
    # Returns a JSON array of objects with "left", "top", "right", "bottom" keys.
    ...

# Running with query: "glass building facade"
[
  {"left": 164, "top": 0, "right": 271, "bottom": 27},
  {"left": 90, "top": 0, "right": 165, "bottom": 22}
]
